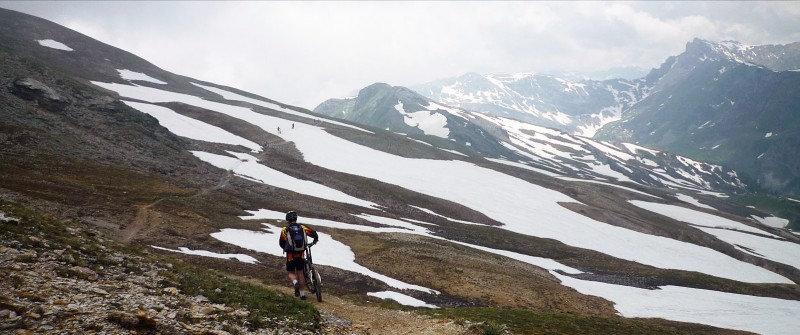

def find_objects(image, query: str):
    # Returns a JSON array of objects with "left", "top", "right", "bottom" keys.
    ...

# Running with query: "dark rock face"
[{"left": 10, "top": 77, "right": 71, "bottom": 112}]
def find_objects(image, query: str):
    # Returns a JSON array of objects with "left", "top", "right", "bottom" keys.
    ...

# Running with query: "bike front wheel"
[{"left": 309, "top": 267, "right": 322, "bottom": 302}]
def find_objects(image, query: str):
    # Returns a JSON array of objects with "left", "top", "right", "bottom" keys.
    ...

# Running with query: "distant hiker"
[
  {"left": 277, "top": 126, "right": 281, "bottom": 134},
  {"left": 292, "top": 123, "right": 295, "bottom": 129},
  {"left": 279, "top": 211, "right": 319, "bottom": 300}
]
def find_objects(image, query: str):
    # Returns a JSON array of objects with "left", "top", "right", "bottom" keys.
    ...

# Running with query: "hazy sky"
[{"left": 3, "top": 1, "right": 800, "bottom": 109}]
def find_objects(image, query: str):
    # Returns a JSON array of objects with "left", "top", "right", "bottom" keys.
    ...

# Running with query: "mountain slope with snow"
[
  {"left": 2, "top": 8, "right": 800, "bottom": 335},
  {"left": 408, "top": 38, "right": 800, "bottom": 199},
  {"left": 596, "top": 39, "right": 800, "bottom": 197},
  {"left": 316, "top": 82, "right": 748, "bottom": 196},
  {"left": 411, "top": 72, "right": 644, "bottom": 137}
]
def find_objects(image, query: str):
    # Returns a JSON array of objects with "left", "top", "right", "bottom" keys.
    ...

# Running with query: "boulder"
[
  {"left": 10, "top": 78, "right": 71, "bottom": 112},
  {"left": 67, "top": 266, "right": 99, "bottom": 281}
]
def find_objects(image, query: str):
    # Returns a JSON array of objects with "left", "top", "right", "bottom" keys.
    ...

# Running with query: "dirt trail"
[
  {"left": 122, "top": 171, "right": 234, "bottom": 242},
  {"left": 230, "top": 275, "right": 469, "bottom": 335}
]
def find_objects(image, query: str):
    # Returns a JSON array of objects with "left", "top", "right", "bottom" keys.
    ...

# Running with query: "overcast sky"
[{"left": 3, "top": 1, "right": 800, "bottom": 109}]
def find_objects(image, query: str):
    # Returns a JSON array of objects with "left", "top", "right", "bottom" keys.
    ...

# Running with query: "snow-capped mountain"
[
  {"left": 3, "top": 8, "right": 800, "bottom": 335},
  {"left": 315, "top": 82, "right": 746, "bottom": 195},
  {"left": 596, "top": 39, "right": 800, "bottom": 197},
  {"left": 410, "top": 39, "right": 800, "bottom": 198},
  {"left": 411, "top": 72, "right": 644, "bottom": 137}
]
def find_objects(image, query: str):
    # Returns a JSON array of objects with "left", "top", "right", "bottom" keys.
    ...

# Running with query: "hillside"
[{"left": 2, "top": 8, "right": 800, "bottom": 335}]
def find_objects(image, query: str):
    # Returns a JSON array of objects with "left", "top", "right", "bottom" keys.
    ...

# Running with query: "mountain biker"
[{"left": 278, "top": 211, "right": 319, "bottom": 300}]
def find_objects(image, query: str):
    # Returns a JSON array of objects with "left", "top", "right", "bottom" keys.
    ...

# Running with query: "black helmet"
[{"left": 285, "top": 211, "right": 298, "bottom": 222}]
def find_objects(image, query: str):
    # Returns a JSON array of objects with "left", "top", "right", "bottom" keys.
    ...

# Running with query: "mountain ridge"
[
  {"left": 596, "top": 39, "right": 800, "bottom": 196},
  {"left": 403, "top": 38, "right": 800, "bottom": 197}
]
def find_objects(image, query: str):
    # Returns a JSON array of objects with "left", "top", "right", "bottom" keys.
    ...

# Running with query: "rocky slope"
[{"left": 0, "top": 202, "right": 323, "bottom": 335}]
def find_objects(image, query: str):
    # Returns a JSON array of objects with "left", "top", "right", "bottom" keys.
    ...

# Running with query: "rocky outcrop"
[{"left": 10, "top": 78, "right": 71, "bottom": 112}]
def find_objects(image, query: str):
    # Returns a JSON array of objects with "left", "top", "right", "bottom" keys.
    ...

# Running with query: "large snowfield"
[{"left": 91, "top": 73, "right": 800, "bottom": 335}]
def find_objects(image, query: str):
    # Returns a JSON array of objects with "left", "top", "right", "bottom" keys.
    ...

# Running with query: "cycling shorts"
[{"left": 286, "top": 257, "right": 306, "bottom": 271}]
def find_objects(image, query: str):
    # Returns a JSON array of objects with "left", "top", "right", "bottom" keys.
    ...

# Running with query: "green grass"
[
  {"left": 162, "top": 261, "right": 320, "bottom": 331},
  {"left": 419, "top": 307, "right": 713, "bottom": 335}
]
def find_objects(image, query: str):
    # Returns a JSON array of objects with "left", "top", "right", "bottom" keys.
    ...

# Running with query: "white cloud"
[{"left": 3, "top": 1, "right": 799, "bottom": 109}]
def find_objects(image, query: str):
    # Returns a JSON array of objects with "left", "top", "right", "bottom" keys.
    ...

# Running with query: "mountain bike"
[{"left": 303, "top": 242, "right": 323, "bottom": 302}]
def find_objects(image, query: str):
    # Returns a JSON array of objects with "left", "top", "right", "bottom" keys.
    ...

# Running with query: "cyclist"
[{"left": 278, "top": 211, "right": 319, "bottom": 300}]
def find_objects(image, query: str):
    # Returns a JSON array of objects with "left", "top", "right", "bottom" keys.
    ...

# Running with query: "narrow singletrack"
[{"left": 122, "top": 170, "right": 234, "bottom": 242}]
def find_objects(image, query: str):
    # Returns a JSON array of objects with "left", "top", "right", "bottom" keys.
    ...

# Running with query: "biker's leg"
[
  {"left": 287, "top": 258, "right": 302, "bottom": 296},
  {"left": 297, "top": 265, "right": 307, "bottom": 298}
]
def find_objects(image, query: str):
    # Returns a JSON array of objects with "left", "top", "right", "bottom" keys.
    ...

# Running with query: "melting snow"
[
  {"left": 123, "top": 101, "right": 261, "bottom": 152},
  {"left": 36, "top": 39, "right": 73, "bottom": 51},
  {"left": 93, "top": 81, "right": 790, "bottom": 284},
  {"left": 409, "top": 206, "right": 486, "bottom": 226},
  {"left": 486, "top": 158, "right": 562, "bottom": 177},
  {"left": 93, "top": 80, "right": 800, "bottom": 330},
  {"left": 0, "top": 211, "right": 19, "bottom": 222},
  {"left": 630, "top": 201, "right": 800, "bottom": 273},
  {"left": 151, "top": 246, "right": 258, "bottom": 264},
  {"left": 118, "top": 69, "right": 167, "bottom": 84},
  {"left": 675, "top": 194, "right": 716, "bottom": 210},
  {"left": 557, "top": 177, "right": 661, "bottom": 199},
  {"left": 211, "top": 224, "right": 438, "bottom": 294},
  {"left": 631, "top": 201, "right": 777, "bottom": 237},
  {"left": 751, "top": 215, "right": 790, "bottom": 229},
  {"left": 191, "top": 82, "right": 372, "bottom": 134},
  {"left": 394, "top": 101, "right": 450, "bottom": 138},
  {"left": 239, "top": 209, "right": 581, "bottom": 275},
  {"left": 553, "top": 272, "right": 800, "bottom": 335},
  {"left": 368, "top": 291, "right": 438, "bottom": 308},
  {"left": 622, "top": 142, "right": 659, "bottom": 155},
  {"left": 190, "top": 151, "right": 376, "bottom": 209}
]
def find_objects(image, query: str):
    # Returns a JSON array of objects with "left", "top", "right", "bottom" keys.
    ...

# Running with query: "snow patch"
[
  {"left": 36, "top": 39, "right": 73, "bottom": 51},
  {"left": 631, "top": 201, "right": 800, "bottom": 274},
  {"left": 211, "top": 225, "right": 438, "bottom": 294},
  {"left": 675, "top": 194, "right": 716, "bottom": 211},
  {"left": 191, "top": 82, "right": 372, "bottom": 133},
  {"left": 191, "top": 151, "right": 377, "bottom": 208},
  {"left": 553, "top": 272, "right": 800, "bottom": 335},
  {"left": 117, "top": 69, "right": 167, "bottom": 84},
  {"left": 123, "top": 101, "right": 261, "bottom": 152},
  {"left": 151, "top": 246, "right": 258, "bottom": 264},
  {"left": 0, "top": 211, "right": 19, "bottom": 222},
  {"left": 239, "top": 209, "right": 581, "bottom": 275},
  {"left": 394, "top": 101, "right": 450, "bottom": 138},
  {"left": 750, "top": 215, "right": 790, "bottom": 229},
  {"left": 368, "top": 291, "right": 438, "bottom": 308}
]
